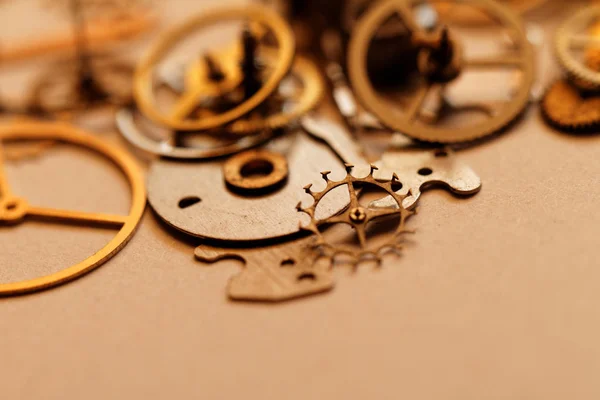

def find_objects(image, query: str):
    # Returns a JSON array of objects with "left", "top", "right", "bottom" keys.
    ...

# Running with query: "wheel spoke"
[
  {"left": 347, "top": 181, "right": 360, "bottom": 209},
  {"left": 568, "top": 34, "right": 600, "bottom": 50},
  {"left": 444, "top": 99, "right": 496, "bottom": 117},
  {"left": 354, "top": 224, "right": 368, "bottom": 249},
  {"left": 317, "top": 213, "right": 350, "bottom": 227},
  {"left": 26, "top": 206, "right": 128, "bottom": 228},
  {"left": 465, "top": 55, "right": 523, "bottom": 68},
  {"left": 367, "top": 207, "right": 399, "bottom": 222},
  {"left": 405, "top": 84, "right": 431, "bottom": 122}
]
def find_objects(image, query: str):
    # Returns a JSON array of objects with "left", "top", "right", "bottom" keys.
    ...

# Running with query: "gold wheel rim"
[
  {"left": 347, "top": 0, "right": 534, "bottom": 143},
  {"left": 134, "top": 4, "right": 295, "bottom": 132},
  {"left": 0, "top": 121, "right": 146, "bottom": 295}
]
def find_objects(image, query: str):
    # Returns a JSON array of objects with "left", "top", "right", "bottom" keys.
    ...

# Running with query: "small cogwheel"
[
  {"left": 297, "top": 164, "right": 414, "bottom": 265},
  {"left": 541, "top": 79, "right": 600, "bottom": 133},
  {"left": 584, "top": 21, "right": 600, "bottom": 73},
  {"left": 555, "top": 6, "right": 600, "bottom": 91}
]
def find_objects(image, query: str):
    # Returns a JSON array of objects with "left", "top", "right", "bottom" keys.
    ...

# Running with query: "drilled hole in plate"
[
  {"left": 240, "top": 159, "right": 274, "bottom": 178},
  {"left": 280, "top": 258, "right": 296, "bottom": 267},
  {"left": 418, "top": 167, "right": 433, "bottom": 176},
  {"left": 5, "top": 202, "right": 17, "bottom": 211},
  {"left": 297, "top": 272, "right": 316, "bottom": 281},
  {"left": 434, "top": 150, "right": 448, "bottom": 157},
  {"left": 178, "top": 196, "right": 201, "bottom": 209}
]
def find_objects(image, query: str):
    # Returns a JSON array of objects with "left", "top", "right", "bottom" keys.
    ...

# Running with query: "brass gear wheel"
[
  {"left": 347, "top": 0, "right": 534, "bottom": 143},
  {"left": 0, "top": 120, "right": 146, "bottom": 295},
  {"left": 541, "top": 79, "right": 600, "bottom": 133},
  {"left": 165, "top": 39, "right": 323, "bottom": 135},
  {"left": 297, "top": 164, "right": 414, "bottom": 264},
  {"left": 556, "top": 5, "right": 600, "bottom": 91},
  {"left": 133, "top": 4, "right": 295, "bottom": 132},
  {"left": 584, "top": 20, "right": 600, "bottom": 73},
  {"left": 434, "top": 0, "right": 547, "bottom": 25}
]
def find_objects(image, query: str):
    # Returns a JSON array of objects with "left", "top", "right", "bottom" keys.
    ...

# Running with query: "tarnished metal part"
[
  {"left": 223, "top": 150, "right": 289, "bottom": 193},
  {"left": 347, "top": 0, "right": 535, "bottom": 143},
  {"left": 116, "top": 108, "right": 275, "bottom": 160},
  {"left": 225, "top": 53, "right": 324, "bottom": 135},
  {"left": 162, "top": 49, "right": 324, "bottom": 136},
  {"left": 146, "top": 130, "right": 349, "bottom": 242},
  {"left": 133, "top": 4, "right": 295, "bottom": 132},
  {"left": 370, "top": 142, "right": 482, "bottom": 209},
  {"left": 301, "top": 114, "right": 367, "bottom": 166},
  {"left": 541, "top": 79, "right": 600, "bottom": 133},
  {"left": 301, "top": 114, "right": 482, "bottom": 209},
  {"left": 555, "top": 6, "right": 600, "bottom": 91},
  {"left": 195, "top": 236, "right": 334, "bottom": 302},
  {"left": 298, "top": 164, "right": 414, "bottom": 265},
  {"left": 434, "top": 0, "right": 547, "bottom": 25}
]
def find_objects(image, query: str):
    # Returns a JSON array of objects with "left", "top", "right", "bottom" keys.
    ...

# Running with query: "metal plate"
[{"left": 147, "top": 130, "right": 349, "bottom": 242}]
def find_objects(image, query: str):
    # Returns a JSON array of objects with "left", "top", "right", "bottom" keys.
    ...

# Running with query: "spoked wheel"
[{"left": 347, "top": 0, "right": 534, "bottom": 143}]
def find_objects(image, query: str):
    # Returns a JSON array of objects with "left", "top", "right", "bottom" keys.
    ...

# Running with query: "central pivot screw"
[{"left": 349, "top": 207, "right": 367, "bottom": 223}]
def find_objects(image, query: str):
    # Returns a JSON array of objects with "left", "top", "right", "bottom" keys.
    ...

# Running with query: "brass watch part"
[
  {"left": 0, "top": 120, "right": 146, "bottom": 296},
  {"left": 133, "top": 4, "right": 295, "bottom": 132},
  {"left": 225, "top": 53, "right": 324, "bottom": 135},
  {"left": 181, "top": 48, "right": 323, "bottom": 135},
  {"left": 347, "top": 0, "right": 534, "bottom": 143},
  {"left": 145, "top": 131, "right": 350, "bottom": 242},
  {"left": 556, "top": 6, "right": 600, "bottom": 91},
  {"left": 195, "top": 236, "right": 334, "bottom": 302},
  {"left": 115, "top": 108, "right": 275, "bottom": 160},
  {"left": 541, "top": 79, "right": 600, "bottom": 133},
  {"left": 584, "top": 21, "right": 600, "bottom": 73},
  {"left": 434, "top": 0, "right": 547, "bottom": 25},
  {"left": 298, "top": 164, "right": 414, "bottom": 265},
  {"left": 223, "top": 150, "right": 288, "bottom": 193}
]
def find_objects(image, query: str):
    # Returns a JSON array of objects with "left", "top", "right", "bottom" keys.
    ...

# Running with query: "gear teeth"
[
  {"left": 300, "top": 167, "right": 415, "bottom": 268},
  {"left": 295, "top": 201, "right": 303, "bottom": 212},
  {"left": 369, "top": 164, "right": 379, "bottom": 176}
]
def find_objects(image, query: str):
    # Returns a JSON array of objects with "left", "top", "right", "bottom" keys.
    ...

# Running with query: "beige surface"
[{"left": 2, "top": 1, "right": 600, "bottom": 399}]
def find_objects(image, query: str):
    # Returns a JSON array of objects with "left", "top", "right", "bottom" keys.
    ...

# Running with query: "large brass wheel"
[
  {"left": 347, "top": 0, "right": 534, "bottom": 143},
  {"left": 133, "top": 4, "right": 295, "bottom": 132},
  {"left": 0, "top": 121, "right": 146, "bottom": 295}
]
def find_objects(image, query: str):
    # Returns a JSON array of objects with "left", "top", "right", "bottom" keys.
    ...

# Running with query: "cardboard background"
[{"left": 2, "top": 1, "right": 600, "bottom": 398}]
